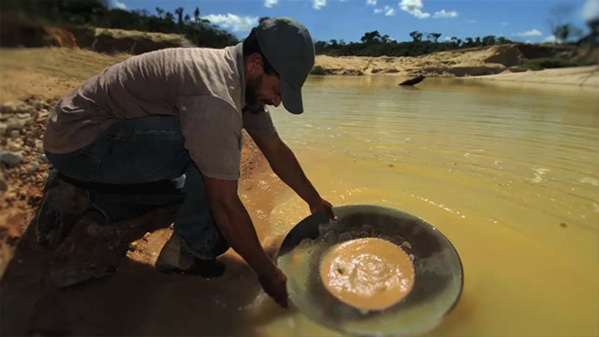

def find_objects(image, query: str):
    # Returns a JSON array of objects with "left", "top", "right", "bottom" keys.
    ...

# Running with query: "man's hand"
[
  {"left": 258, "top": 266, "right": 289, "bottom": 308},
  {"left": 310, "top": 198, "right": 336, "bottom": 220}
]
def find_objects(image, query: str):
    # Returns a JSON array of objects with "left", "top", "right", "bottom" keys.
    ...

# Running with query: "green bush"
[
  {"left": 521, "top": 57, "right": 593, "bottom": 70},
  {"left": 310, "top": 65, "right": 327, "bottom": 75}
]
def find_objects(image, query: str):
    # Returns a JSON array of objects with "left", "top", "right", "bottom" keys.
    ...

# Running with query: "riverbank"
[
  {"left": 314, "top": 44, "right": 597, "bottom": 80},
  {"left": 469, "top": 65, "right": 599, "bottom": 88}
]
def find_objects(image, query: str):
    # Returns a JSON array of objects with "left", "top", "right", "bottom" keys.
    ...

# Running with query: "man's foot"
[
  {"left": 35, "top": 171, "right": 91, "bottom": 249},
  {"left": 156, "top": 234, "right": 226, "bottom": 278}
]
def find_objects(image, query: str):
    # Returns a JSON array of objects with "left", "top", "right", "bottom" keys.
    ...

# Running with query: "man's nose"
[{"left": 273, "top": 95, "right": 282, "bottom": 107}]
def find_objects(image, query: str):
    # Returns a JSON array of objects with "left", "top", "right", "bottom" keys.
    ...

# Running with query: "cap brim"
[{"left": 280, "top": 78, "right": 303, "bottom": 114}]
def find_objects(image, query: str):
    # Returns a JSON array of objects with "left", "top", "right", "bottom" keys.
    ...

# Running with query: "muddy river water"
[{"left": 241, "top": 76, "right": 598, "bottom": 336}]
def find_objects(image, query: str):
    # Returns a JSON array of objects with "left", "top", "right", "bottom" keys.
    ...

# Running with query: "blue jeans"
[{"left": 46, "top": 116, "right": 231, "bottom": 259}]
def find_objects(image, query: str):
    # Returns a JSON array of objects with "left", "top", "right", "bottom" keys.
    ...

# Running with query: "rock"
[
  {"left": 0, "top": 123, "right": 7, "bottom": 137},
  {"left": 508, "top": 66, "right": 528, "bottom": 73},
  {"left": 26, "top": 162, "right": 40, "bottom": 174},
  {"left": 1, "top": 101, "right": 34, "bottom": 115},
  {"left": 7, "top": 142, "right": 21, "bottom": 152},
  {"left": 399, "top": 75, "right": 425, "bottom": 86},
  {"left": 36, "top": 109, "right": 50, "bottom": 122},
  {"left": 0, "top": 171, "right": 7, "bottom": 196},
  {"left": 6, "top": 117, "right": 29, "bottom": 131},
  {"left": 0, "top": 151, "right": 24, "bottom": 167},
  {"left": 39, "top": 153, "right": 49, "bottom": 163},
  {"left": 0, "top": 102, "right": 18, "bottom": 113},
  {"left": 35, "top": 139, "right": 44, "bottom": 152},
  {"left": 9, "top": 130, "right": 20, "bottom": 138}
]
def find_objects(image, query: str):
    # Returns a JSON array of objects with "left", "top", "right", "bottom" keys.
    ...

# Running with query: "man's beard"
[{"left": 244, "top": 75, "right": 263, "bottom": 114}]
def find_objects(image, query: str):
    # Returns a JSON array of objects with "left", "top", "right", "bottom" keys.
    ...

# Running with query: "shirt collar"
[{"left": 232, "top": 43, "right": 246, "bottom": 110}]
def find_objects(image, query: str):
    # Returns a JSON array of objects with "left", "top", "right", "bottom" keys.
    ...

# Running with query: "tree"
[
  {"left": 427, "top": 32, "right": 441, "bottom": 43},
  {"left": 361, "top": 31, "right": 383, "bottom": 44},
  {"left": 194, "top": 7, "right": 200, "bottom": 21},
  {"left": 548, "top": 4, "right": 582, "bottom": 44},
  {"left": 482, "top": 35, "right": 496, "bottom": 45},
  {"left": 410, "top": 31, "right": 423, "bottom": 42},
  {"left": 175, "top": 7, "right": 184, "bottom": 27},
  {"left": 155, "top": 7, "right": 164, "bottom": 18},
  {"left": 497, "top": 36, "right": 511, "bottom": 44}
]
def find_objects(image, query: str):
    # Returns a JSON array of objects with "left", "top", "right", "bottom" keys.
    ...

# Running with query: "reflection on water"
[{"left": 249, "top": 76, "right": 599, "bottom": 336}]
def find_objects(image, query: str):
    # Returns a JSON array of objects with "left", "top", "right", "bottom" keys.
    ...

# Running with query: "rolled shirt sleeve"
[
  {"left": 242, "top": 106, "right": 277, "bottom": 135},
  {"left": 177, "top": 95, "right": 243, "bottom": 180}
]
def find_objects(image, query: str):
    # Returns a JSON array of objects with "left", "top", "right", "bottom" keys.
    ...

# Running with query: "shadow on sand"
[{"left": 1, "top": 205, "right": 289, "bottom": 336}]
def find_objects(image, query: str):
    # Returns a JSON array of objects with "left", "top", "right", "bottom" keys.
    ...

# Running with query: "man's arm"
[
  {"left": 249, "top": 132, "right": 335, "bottom": 219},
  {"left": 203, "top": 176, "right": 288, "bottom": 308}
]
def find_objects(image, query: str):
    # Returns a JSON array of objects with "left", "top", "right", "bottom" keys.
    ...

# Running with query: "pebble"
[
  {"left": 26, "top": 162, "right": 40, "bottom": 174},
  {"left": 6, "top": 118, "right": 28, "bottom": 131},
  {"left": 0, "top": 151, "right": 24, "bottom": 167},
  {"left": 0, "top": 123, "right": 7, "bottom": 137},
  {"left": 9, "top": 130, "right": 20, "bottom": 138},
  {"left": 7, "top": 142, "right": 21, "bottom": 152},
  {"left": 35, "top": 140, "right": 44, "bottom": 152},
  {"left": 0, "top": 172, "right": 7, "bottom": 195}
]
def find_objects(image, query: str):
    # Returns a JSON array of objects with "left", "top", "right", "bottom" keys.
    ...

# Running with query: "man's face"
[{"left": 245, "top": 54, "right": 282, "bottom": 113}]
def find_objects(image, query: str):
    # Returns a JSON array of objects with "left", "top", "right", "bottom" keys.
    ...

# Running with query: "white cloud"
[
  {"left": 109, "top": 0, "right": 127, "bottom": 9},
  {"left": 543, "top": 35, "right": 558, "bottom": 43},
  {"left": 502, "top": 22, "right": 508, "bottom": 26},
  {"left": 444, "top": 36, "right": 452, "bottom": 41},
  {"left": 264, "top": 0, "right": 278, "bottom": 8},
  {"left": 374, "top": 8, "right": 383, "bottom": 14},
  {"left": 202, "top": 14, "right": 259, "bottom": 32},
  {"left": 514, "top": 29, "right": 543, "bottom": 37},
  {"left": 385, "top": 5, "right": 396, "bottom": 16},
  {"left": 313, "top": 0, "right": 327, "bottom": 9},
  {"left": 583, "top": 0, "right": 599, "bottom": 22},
  {"left": 399, "top": 0, "right": 430, "bottom": 19},
  {"left": 468, "top": 20, "right": 476, "bottom": 23},
  {"left": 433, "top": 10, "right": 458, "bottom": 19},
  {"left": 367, "top": 0, "right": 377, "bottom": 5}
]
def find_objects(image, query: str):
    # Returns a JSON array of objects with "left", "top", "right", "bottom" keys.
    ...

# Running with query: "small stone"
[
  {"left": 560, "top": 222, "right": 567, "bottom": 228},
  {"left": 6, "top": 118, "right": 28, "bottom": 131},
  {"left": 0, "top": 151, "right": 24, "bottom": 167},
  {"left": 7, "top": 142, "right": 21, "bottom": 152},
  {"left": 38, "top": 153, "right": 49, "bottom": 163},
  {"left": 0, "top": 123, "right": 7, "bottom": 137},
  {"left": 35, "top": 139, "right": 44, "bottom": 152},
  {"left": 0, "top": 102, "right": 18, "bottom": 113},
  {"left": 36, "top": 110, "right": 50, "bottom": 122},
  {"left": 26, "top": 162, "right": 40, "bottom": 173},
  {"left": 142, "top": 232, "right": 152, "bottom": 241},
  {"left": 9, "top": 130, "right": 20, "bottom": 138},
  {"left": 0, "top": 172, "right": 7, "bottom": 196}
]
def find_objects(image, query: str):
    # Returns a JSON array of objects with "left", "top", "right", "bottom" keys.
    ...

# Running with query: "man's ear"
[{"left": 246, "top": 53, "right": 264, "bottom": 75}]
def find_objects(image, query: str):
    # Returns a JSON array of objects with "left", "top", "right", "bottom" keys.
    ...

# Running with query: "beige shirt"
[{"left": 44, "top": 44, "right": 276, "bottom": 180}]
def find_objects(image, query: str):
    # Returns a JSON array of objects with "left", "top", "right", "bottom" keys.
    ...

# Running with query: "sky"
[{"left": 109, "top": 0, "right": 599, "bottom": 43}]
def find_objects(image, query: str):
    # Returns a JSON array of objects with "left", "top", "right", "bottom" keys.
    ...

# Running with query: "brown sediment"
[{"left": 320, "top": 238, "right": 415, "bottom": 311}]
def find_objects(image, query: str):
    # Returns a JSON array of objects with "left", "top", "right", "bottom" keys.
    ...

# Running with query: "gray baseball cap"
[{"left": 256, "top": 17, "right": 315, "bottom": 114}]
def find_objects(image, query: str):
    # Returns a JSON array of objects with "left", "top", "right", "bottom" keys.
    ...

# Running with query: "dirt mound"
[
  {"left": 1, "top": 17, "right": 193, "bottom": 55},
  {"left": 91, "top": 28, "right": 194, "bottom": 55},
  {"left": 43, "top": 27, "right": 78, "bottom": 48},
  {"left": 483, "top": 45, "right": 525, "bottom": 67}
]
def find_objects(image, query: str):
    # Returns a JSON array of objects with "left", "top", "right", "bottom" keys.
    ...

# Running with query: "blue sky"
[{"left": 110, "top": 0, "right": 598, "bottom": 43}]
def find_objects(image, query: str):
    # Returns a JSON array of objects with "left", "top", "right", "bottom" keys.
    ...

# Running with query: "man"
[{"left": 36, "top": 17, "right": 335, "bottom": 308}]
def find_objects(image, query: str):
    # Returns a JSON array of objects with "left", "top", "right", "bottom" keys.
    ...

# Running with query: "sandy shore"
[{"left": 468, "top": 65, "right": 599, "bottom": 88}]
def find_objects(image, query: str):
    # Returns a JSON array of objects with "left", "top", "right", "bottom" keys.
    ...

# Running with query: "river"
[{"left": 243, "top": 75, "right": 599, "bottom": 336}]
